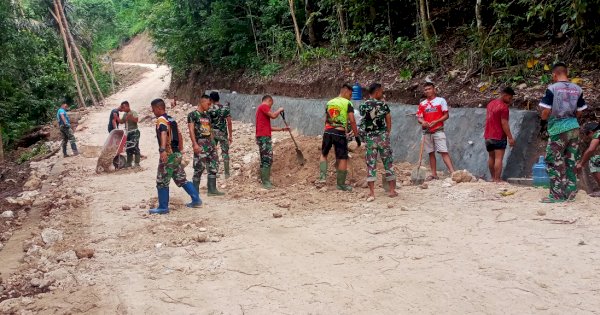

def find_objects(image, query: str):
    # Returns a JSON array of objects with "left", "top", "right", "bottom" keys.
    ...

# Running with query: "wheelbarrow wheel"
[{"left": 113, "top": 155, "right": 127, "bottom": 170}]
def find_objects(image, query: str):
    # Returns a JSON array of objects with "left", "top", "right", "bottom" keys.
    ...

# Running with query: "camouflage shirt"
[
  {"left": 359, "top": 99, "right": 390, "bottom": 134},
  {"left": 187, "top": 110, "right": 212, "bottom": 140},
  {"left": 209, "top": 102, "right": 231, "bottom": 133}
]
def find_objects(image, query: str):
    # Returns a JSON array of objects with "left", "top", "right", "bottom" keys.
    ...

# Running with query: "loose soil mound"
[{"left": 112, "top": 32, "right": 157, "bottom": 64}]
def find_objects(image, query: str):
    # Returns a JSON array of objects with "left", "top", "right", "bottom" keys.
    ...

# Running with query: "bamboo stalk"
[
  {"left": 51, "top": 0, "right": 85, "bottom": 108},
  {"left": 55, "top": 0, "right": 105, "bottom": 103}
]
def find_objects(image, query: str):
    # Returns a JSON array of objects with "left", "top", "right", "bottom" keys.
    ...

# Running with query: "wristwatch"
[{"left": 159, "top": 147, "right": 166, "bottom": 153}]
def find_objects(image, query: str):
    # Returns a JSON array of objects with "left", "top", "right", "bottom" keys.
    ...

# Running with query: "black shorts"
[
  {"left": 322, "top": 129, "right": 349, "bottom": 159},
  {"left": 485, "top": 139, "right": 507, "bottom": 152}
]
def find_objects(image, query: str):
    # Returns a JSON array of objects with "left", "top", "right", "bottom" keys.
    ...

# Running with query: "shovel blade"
[{"left": 296, "top": 149, "right": 306, "bottom": 165}]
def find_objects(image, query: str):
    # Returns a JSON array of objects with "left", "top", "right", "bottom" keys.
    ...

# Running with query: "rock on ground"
[
  {"left": 451, "top": 170, "right": 473, "bottom": 183},
  {"left": 41, "top": 228, "right": 63, "bottom": 245}
]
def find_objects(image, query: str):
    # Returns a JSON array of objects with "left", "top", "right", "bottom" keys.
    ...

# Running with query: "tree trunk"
[
  {"left": 305, "top": 0, "right": 317, "bottom": 46},
  {"left": 247, "top": 4, "right": 260, "bottom": 56},
  {"left": 288, "top": 0, "right": 303, "bottom": 54},
  {"left": 56, "top": 0, "right": 105, "bottom": 103},
  {"left": 337, "top": 2, "right": 346, "bottom": 40},
  {"left": 418, "top": 0, "right": 430, "bottom": 41},
  {"left": 475, "top": 0, "right": 483, "bottom": 34},
  {"left": 0, "top": 128, "right": 4, "bottom": 163},
  {"left": 52, "top": 0, "right": 85, "bottom": 108}
]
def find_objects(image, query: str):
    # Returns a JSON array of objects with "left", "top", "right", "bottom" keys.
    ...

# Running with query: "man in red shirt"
[
  {"left": 416, "top": 82, "right": 455, "bottom": 180},
  {"left": 255, "top": 95, "right": 289, "bottom": 189},
  {"left": 484, "top": 87, "right": 516, "bottom": 182}
]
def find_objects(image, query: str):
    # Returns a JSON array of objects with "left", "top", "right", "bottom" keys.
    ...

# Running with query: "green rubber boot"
[
  {"left": 125, "top": 154, "right": 133, "bottom": 168},
  {"left": 207, "top": 175, "right": 225, "bottom": 196},
  {"left": 134, "top": 153, "right": 141, "bottom": 167},
  {"left": 316, "top": 161, "right": 327, "bottom": 185},
  {"left": 224, "top": 160, "right": 231, "bottom": 179},
  {"left": 260, "top": 167, "right": 273, "bottom": 189},
  {"left": 336, "top": 170, "right": 353, "bottom": 191}
]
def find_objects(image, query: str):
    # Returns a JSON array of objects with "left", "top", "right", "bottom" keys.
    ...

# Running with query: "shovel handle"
[{"left": 279, "top": 112, "right": 300, "bottom": 149}]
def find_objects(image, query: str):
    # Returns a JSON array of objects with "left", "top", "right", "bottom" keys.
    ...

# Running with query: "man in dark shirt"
[
  {"left": 149, "top": 98, "right": 202, "bottom": 214},
  {"left": 108, "top": 102, "right": 124, "bottom": 133}
]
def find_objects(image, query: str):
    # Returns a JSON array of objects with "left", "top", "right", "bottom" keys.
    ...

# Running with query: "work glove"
[{"left": 355, "top": 136, "right": 362, "bottom": 147}]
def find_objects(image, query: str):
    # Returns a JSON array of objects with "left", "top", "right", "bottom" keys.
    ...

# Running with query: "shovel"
[
  {"left": 411, "top": 133, "right": 426, "bottom": 185},
  {"left": 280, "top": 111, "right": 306, "bottom": 166}
]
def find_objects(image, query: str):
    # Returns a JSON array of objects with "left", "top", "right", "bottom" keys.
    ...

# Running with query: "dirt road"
[{"left": 1, "top": 63, "right": 599, "bottom": 314}]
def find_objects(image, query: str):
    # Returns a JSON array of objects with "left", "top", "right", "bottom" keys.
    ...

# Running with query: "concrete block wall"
[{"left": 218, "top": 92, "right": 541, "bottom": 179}]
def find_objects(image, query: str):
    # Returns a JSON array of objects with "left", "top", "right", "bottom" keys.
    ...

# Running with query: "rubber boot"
[
  {"left": 224, "top": 160, "right": 230, "bottom": 179},
  {"left": 192, "top": 179, "right": 200, "bottom": 195},
  {"left": 336, "top": 170, "right": 353, "bottom": 191},
  {"left": 317, "top": 161, "right": 327, "bottom": 183},
  {"left": 125, "top": 154, "right": 133, "bottom": 168},
  {"left": 62, "top": 144, "right": 68, "bottom": 157},
  {"left": 134, "top": 154, "right": 141, "bottom": 167},
  {"left": 382, "top": 176, "right": 390, "bottom": 192},
  {"left": 207, "top": 175, "right": 225, "bottom": 196},
  {"left": 149, "top": 187, "right": 170, "bottom": 214},
  {"left": 260, "top": 167, "right": 273, "bottom": 189},
  {"left": 182, "top": 181, "right": 202, "bottom": 208}
]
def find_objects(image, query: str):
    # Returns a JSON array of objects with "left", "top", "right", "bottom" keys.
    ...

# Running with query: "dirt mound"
[{"left": 112, "top": 32, "right": 157, "bottom": 64}]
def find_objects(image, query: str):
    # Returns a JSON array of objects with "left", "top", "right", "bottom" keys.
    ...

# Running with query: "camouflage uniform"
[
  {"left": 60, "top": 125, "right": 77, "bottom": 154},
  {"left": 539, "top": 81, "right": 586, "bottom": 201},
  {"left": 126, "top": 129, "right": 141, "bottom": 157},
  {"left": 256, "top": 136, "right": 273, "bottom": 168},
  {"left": 155, "top": 114, "right": 188, "bottom": 189},
  {"left": 188, "top": 110, "right": 219, "bottom": 183},
  {"left": 157, "top": 152, "right": 187, "bottom": 188},
  {"left": 359, "top": 99, "right": 395, "bottom": 182},
  {"left": 589, "top": 131, "right": 600, "bottom": 173},
  {"left": 209, "top": 103, "right": 231, "bottom": 162}
]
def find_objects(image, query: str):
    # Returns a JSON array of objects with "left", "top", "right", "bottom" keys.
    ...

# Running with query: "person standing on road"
[
  {"left": 119, "top": 101, "right": 141, "bottom": 168},
  {"left": 209, "top": 92, "right": 233, "bottom": 179},
  {"left": 149, "top": 98, "right": 202, "bottom": 214},
  {"left": 108, "top": 103, "right": 123, "bottom": 133},
  {"left": 539, "top": 62, "right": 587, "bottom": 203},
  {"left": 255, "top": 95, "right": 289, "bottom": 189},
  {"left": 576, "top": 122, "right": 600, "bottom": 197},
  {"left": 484, "top": 87, "right": 516, "bottom": 182},
  {"left": 317, "top": 84, "right": 361, "bottom": 191},
  {"left": 188, "top": 95, "right": 225, "bottom": 196},
  {"left": 416, "top": 82, "right": 455, "bottom": 180},
  {"left": 359, "top": 83, "right": 397, "bottom": 200},
  {"left": 57, "top": 101, "right": 79, "bottom": 157}
]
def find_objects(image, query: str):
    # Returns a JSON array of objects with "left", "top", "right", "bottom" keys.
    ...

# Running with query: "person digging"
[
  {"left": 576, "top": 122, "right": 600, "bottom": 197},
  {"left": 255, "top": 95, "right": 289, "bottom": 189},
  {"left": 208, "top": 91, "right": 233, "bottom": 179},
  {"left": 149, "top": 98, "right": 202, "bottom": 214},
  {"left": 188, "top": 94, "right": 224, "bottom": 196},
  {"left": 318, "top": 84, "right": 361, "bottom": 191},
  {"left": 359, "top": 83, "right": 398, "bottom": 200},
  {"left": 416, "top": 82, "right": 455, "bottom": 180}
]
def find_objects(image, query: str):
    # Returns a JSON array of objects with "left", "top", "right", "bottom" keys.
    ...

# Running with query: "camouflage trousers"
[
  {"left": 126, "top": 129, "right": 141, "bottom": 156},
  {"left": 193, "top": 137, "right": 219, "bottom": 182},
  {"left": 213, "top": 129, "right": 230, "bottom": 161},
  {"left": 365, "top": 132, "right": 396, "bottom": 182},
  {"left": 590, "top": 155, "right": 600, "bottom": 173},
  {"left": 546, "top": 129, "right": 580, "bottom": 200},
  {"left": 157, "top": 152, "right": 188, "bottom": 189},
  {"left": 60, "top": 125, "right": 77, "bottom": 154},
  {"left": 256, "top": 136, "right": 273, "bottom": 168}
]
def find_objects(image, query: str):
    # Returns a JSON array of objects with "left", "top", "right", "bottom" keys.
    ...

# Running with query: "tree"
[{"left": 288, "top": 0, "right": 303, "bottom": 54}]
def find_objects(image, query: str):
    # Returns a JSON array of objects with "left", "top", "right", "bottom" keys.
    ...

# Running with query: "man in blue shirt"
[
  {"left": 539, "top": 62, "right": 587, "bottom": 203},
  {"left": 108, "top": 103, "right": 123, "bottom": 133},
  {"left": 57, "top": 101, "right": 79, "bottom": 157}
]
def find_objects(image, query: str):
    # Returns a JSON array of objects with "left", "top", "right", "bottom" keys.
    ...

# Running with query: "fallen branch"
[
  {"left": 245, "top": 283, "right": 285, "bottom": 292},
  {"left": 225, "top": 268, "right": 260, "bottom": 276},
  {"left": 532, "top": 217, "right": 579, "bottom": 224},
  {"left": 160, "top": 292, "right": 195, "bottom": 307},
  {"left": 365, "top": 225, "right": 402, "bottom": 235}
]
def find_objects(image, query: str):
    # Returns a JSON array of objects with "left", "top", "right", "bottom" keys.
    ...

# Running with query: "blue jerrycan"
[
  {"left": 532, "top": 156, "right": 550, "bottom": 188},
  {"left": 352, "top": 82, "right": 362, "bottom": 100}
]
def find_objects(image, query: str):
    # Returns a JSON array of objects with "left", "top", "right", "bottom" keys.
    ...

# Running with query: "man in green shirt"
[
  {"left": 539, "top": 62, "right": 587, "bottom": 203},
  {"left": 119, "top": 101, "right": 141, "bottom": 168},
  {"left": 318, "top": 84, "right": 361, "bottom": 191}
]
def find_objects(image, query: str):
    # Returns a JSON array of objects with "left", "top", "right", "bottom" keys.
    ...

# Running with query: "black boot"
[{"left": 207, "top": 175, "right": 225, "bottom": 196}]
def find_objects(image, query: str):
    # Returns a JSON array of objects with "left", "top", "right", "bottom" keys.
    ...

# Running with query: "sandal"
[
  {"left": 425, "top": 175, "right": 439, "bottom": 182},
  {"left": 539, "top": 197, "right": 565, "bottom": 204}
]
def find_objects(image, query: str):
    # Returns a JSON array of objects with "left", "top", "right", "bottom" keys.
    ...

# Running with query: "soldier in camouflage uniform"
[
  {"left": 209, "top": 92, "right": 233, "bottom": 178},
  {"left": 576, "top": 122, "right": 600, "bottom": 197},
  {"left": 149, "top": 98, "right": 201, "bottom": 214},
  {"left": 188, "top": 95, "right": 224, "bottom": 196},
  {"left": 119, "top": 101, "right": 141, "bottom": 167},
  {"left": 359, "top": 83, "right": 398, "bottom": 200},
  {"left": 539, "top": 63, "right": 587, "bottom": 203}
]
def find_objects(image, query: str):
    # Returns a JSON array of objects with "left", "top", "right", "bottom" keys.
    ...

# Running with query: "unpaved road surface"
[{"left": 1, "top": 64, "right": 600, "bottom": 314}]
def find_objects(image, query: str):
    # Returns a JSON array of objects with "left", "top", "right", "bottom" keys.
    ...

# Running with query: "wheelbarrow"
[{"left": 96, "top": 129, "right": 132, "bottom": 173}]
